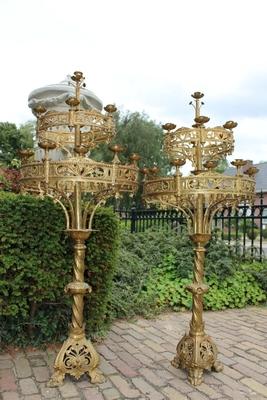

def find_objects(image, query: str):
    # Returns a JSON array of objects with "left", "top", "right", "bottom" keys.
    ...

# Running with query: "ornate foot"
[
  {"left": 47, "top": 369, "right": 65, "bottom": 387},
  {"left": 172, "top": 333, "right": 221, "bottom": 385},
  {"left": 48, "top": 332, "right": 103, "bottom": 386},
  {"left": 188, "top": 367, "right": 203, "bottom": 386},
  {"left": 88, "top": 367, "right": 105, "bottom": 384},
  {"left": 212, "top": 360, "right": 223, "bottom": 372},
  {"left": 171, "top": 354, "right": 180, "bottom": 369}
]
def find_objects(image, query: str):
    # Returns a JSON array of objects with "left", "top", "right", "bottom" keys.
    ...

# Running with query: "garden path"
[{"left": 1, "top": 307, "right": 267, "bottom": 399}]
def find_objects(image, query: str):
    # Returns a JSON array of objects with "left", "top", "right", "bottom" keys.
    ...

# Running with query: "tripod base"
[
  {"left": 171, "top": 333, "right": 223, "bottom": 385},
  {"left": 48, "top": 330, "right": 104, "bottom": 387}
]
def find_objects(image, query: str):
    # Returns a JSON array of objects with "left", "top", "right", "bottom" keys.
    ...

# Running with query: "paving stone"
[
  {"left": 0, "top": 360, "right": 13, "bottom": 369},
  {"left": 19, "top": 378, "right": 39, "bottom": 395},
  {"left": 138, "top": 367, "right": 166, "bottom": 387},
  {"left": 14, "top": 357, "right": 32, "bottom": 378},
  {"left": 132, "top": 376, "right": 165, "bottom": 400},
  {"left": 143, "top": 339, "right": 166, "bottom": 353},
  {"left": 40, "top": 382, "right": 59, "bottom": 399},
  {"left": 111, "top": 358, "right": 139, "bottom": 377},
  {"left": 33, "top": 366, "right": 50, "bottom": 382},
  {"left": 29, "top": 357, "right": 47, "bottom": 367},
  {"left": 116, "top": 351, "right": 142, "bottom": 369},
  {"left": 58, "top": 381, "right": 79, "bottom": 398},
  {"left": 2, "top": 392, "right": 20, "bottom": 400},
  {"left": 102, "top": 387, "right": 121, "bottom": 400},
  {"left": 163, "top": 386, "right": 188, "bottom": 400},
  {"left": 196, "top": 382, "right": 222, "bottom": 399},
  {"left": 109, "top": 374, "right": 140, "bottom": 398},
  {"left": 232, "top": 363, "right": 267, "bottom": 384},
  {"left": 168, "top": 378, "right": 194, "bottom": 394},
  {"left": 1, "top": 308, "right": 267, "bottom": 400},
  {"left": 97, "top": 345, "right": 117, "bottom": 360},
  {"left": 241, "top": 377, "right": 267, "bottom": 397},
  {"left": 82, "top": 387, "right": 104, "bottom": 400},
  {"left": 0, "top": 354, "right": 12, "bottom": 360},
  {"left": 0, "top": 369, "right": 17, "bottom": 391},
  {"left": 99, "top": 358, "right": 117, "bottom": 375}
]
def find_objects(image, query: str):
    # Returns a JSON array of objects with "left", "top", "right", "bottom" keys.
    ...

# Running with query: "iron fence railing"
[{"left": 116, "top": 192, "right": 267, "bottom": 262}]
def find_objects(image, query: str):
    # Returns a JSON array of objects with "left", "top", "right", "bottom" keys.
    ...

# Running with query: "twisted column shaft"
[
  {"left": 71, "top": 240, "right": 86, "bottom": 330},
  {"left": 190, "top": 243, "right": 206, "bottom": 336}
]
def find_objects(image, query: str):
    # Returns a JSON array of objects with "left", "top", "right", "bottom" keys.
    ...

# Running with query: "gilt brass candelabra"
[
  {"left": 142, "top": 92, "right": 257, "bottom": 385},
  {"left": 20, "top": 71, "right": 139, "bottom": 386}
]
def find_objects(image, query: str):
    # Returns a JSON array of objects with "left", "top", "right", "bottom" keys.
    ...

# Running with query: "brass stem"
[
  {"left": 195, "top": 98, "right": 201, "bottom": 118},
  {"left": 196, "top": 195, "right": 204, "bottom": 233},
  {"left": 71, "top": 239, "right": 86, "bottom": 331},
  {"left": 189, "top": 243, "right": 206, "bottom": 336},
  {"left": 75, "top": 125, "right": 81, "bottom": 149},
  {"left": 74, "top": 182, "right": 82, "bottom": 230},
  {"left": 43, "top": 148, "right": 49, "bottom": 191}
]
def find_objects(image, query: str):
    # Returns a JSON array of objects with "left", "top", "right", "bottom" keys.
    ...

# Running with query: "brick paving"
[{"left": 1, "top": 307, "right": 267, "bottom": 399}]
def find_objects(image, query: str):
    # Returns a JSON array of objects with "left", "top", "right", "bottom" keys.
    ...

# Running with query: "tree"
[
  {"left": 215, "top": 158, "right": 229, "bottom": 173},
  {"left": 0, "top": 121, "right": 35, "bottom": 166},
  {"left": 92, "top": 110, "right": 170, "bottom": 208},
  {"left": 92, "top": 110, "right": 169, "bottom": 171}
]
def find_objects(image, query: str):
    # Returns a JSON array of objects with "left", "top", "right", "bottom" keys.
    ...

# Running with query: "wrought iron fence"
[{"left": 116, "top": 192, "right": 267, "bottom": 262}]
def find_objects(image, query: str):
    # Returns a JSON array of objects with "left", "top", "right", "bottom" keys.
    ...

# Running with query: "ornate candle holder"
[
  {"left": 142, "top": 92, "right": 257, "bottom": 385},
  {"left": 20, "top": 71, "right": 139, "bottom": 386}
]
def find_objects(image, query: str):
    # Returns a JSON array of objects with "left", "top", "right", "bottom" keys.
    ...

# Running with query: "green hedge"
[{"left": 0, "top": 192, "right": 119, "bottom": 347}]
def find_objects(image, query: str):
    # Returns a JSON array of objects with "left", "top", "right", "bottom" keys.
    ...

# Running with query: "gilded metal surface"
[
  {"left": 20, "top": 71, "right": 139, "bottom": 386},
  {"left": 143, "top": 93, "right": 257, "bottom": 385}
]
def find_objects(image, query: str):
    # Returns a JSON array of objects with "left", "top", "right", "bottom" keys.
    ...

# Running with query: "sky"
[{"left": 1, "top": 0, "right": 267, "bottom": 164}]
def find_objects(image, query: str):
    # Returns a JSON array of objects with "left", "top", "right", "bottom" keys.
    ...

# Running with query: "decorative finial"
[
  {"left": 162, "top": 123, "right": 176, "bottom": 132},
  {"left": 190, "top": 92, "right": 205, "bottom": 120},
  {"left": 104, "top": 104, "right": 117, "bottom": 114},
  {"left": 223, "top": 121, "right": 238, "bottom": 130}
]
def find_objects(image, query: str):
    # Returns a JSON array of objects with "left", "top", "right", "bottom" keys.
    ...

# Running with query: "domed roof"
[{"left": 28, "top": 75, "right": 103, "bottom": 114}]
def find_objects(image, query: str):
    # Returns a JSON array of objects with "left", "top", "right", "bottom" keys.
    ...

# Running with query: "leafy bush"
[
  {"left": 205, "top": 270, "right": 266, "bottom": 310},
  {"left": 0, "top": 168, "right": 21, "bottom": 192},
  {"left": 262, "top": 229, "right": 267, "bottom": 239},
  {"left": 139, "top": 255, "right": 266, "bottom": 314},
  {"left": 242, "top": 261, "right": 267, "bottom": 292},
  {"left": 0, "top": 192, "right": 119, "bottom": 347},
  {"left": 110, "top": 226, "right": 243, "bottom": 318}
]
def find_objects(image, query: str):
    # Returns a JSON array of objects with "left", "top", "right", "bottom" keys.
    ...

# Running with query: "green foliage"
[
  {"left": 243, "top": 220, "right": 259, "bottom": 240},
  {"left": 205, "top": 233, "right": 236, "bottom": 279},
  {"left": 0, "top": 168, "right": 21, "bottom": 192},
  {"left": 110, "top": 226, "right": 266, "bottom": 319},
  {"left": 110, "top": 227, "right": 181, "bottom": 318},
  {"left": 242, "top": 261, "right": 267, "bottom": 292},
  {"left": 92, "top": 110, "right": 169, "bottom": 207},
  {"left": 0, "top": 122, "right": 34, "bottom": 166},
  {"left": 0, "top": 193, "right": 119, "bottom": 347},
  {"left": 215, "top": 158, "right": 229, "bottom": 173},
  {"left": 205, "top": 270, "right": 266, "bottom": 310},
  {"left": 262, "top": 229, "right": 267, "bottom": 239},
  {"left": 84, "top": 208, "right": 120, "bottom": 337}
]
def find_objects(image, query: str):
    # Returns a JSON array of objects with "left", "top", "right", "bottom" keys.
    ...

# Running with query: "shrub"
[
  {"left": 0, "top": 168, "right": 21, "bottom": 192},
  {"left": 110, "top": 226, "right": 239, "bottom": 318},
  {"left": 0, "top": 192, "right": 119, "bottom": 347},
  {"left": 140, "top": 255, "right": 266, "bottom": 313}
]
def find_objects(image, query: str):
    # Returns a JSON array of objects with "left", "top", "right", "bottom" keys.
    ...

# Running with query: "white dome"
[{"left": 28, "top": 75, "right": 103, "bottom": 113}]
